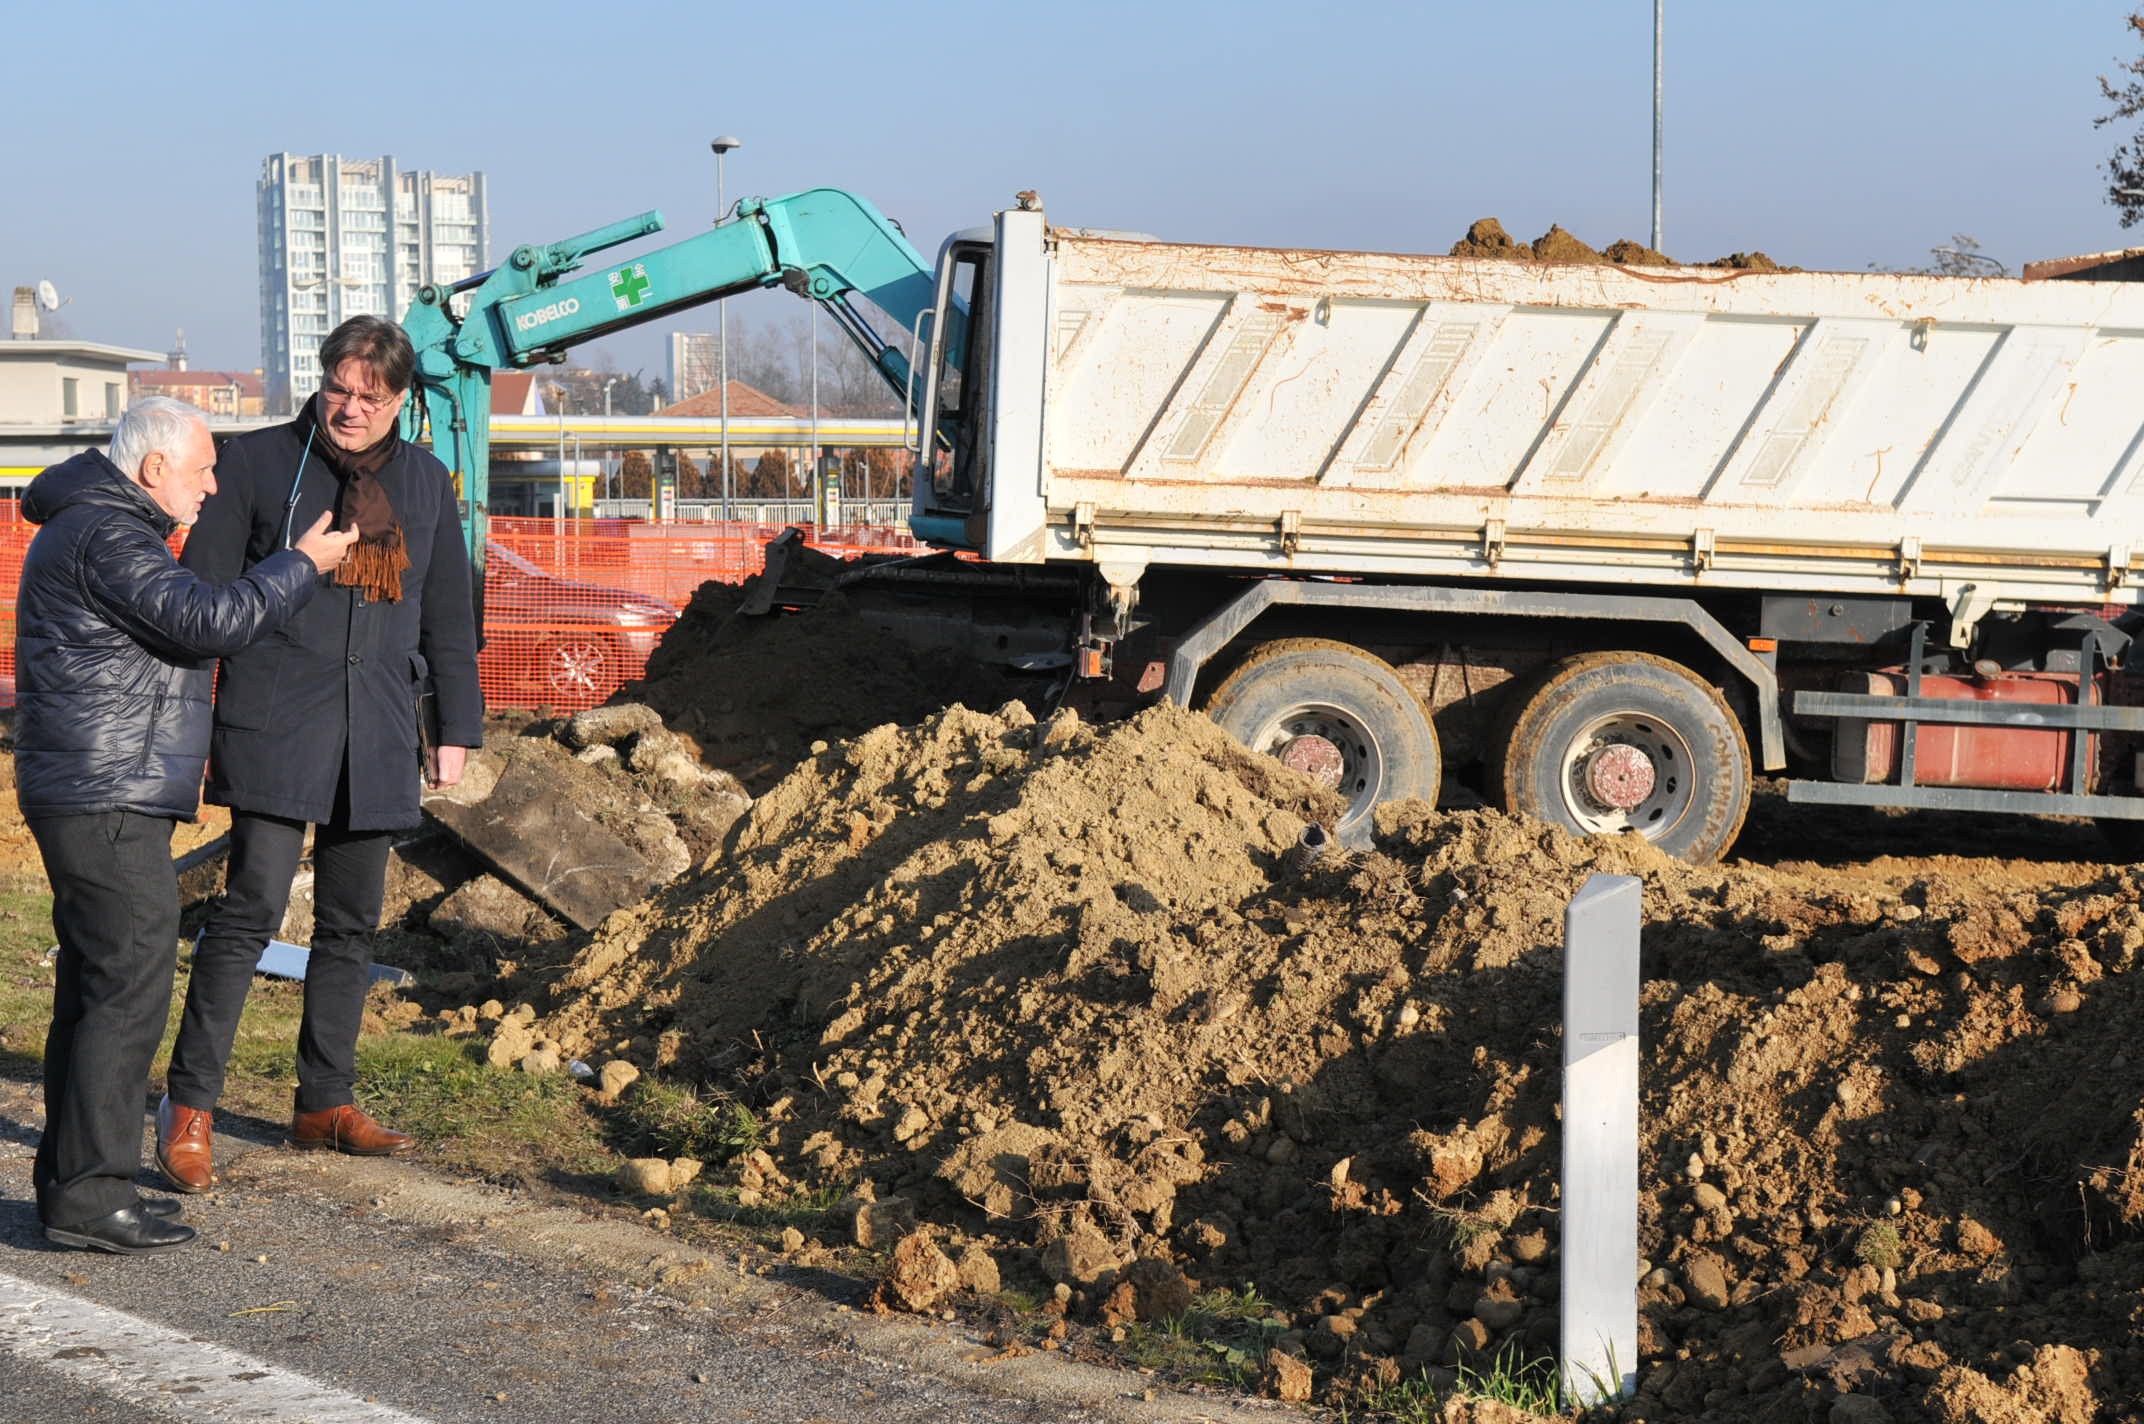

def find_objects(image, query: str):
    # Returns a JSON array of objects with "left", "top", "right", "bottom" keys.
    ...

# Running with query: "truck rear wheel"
[
  {"left": 1204, "top": 638, "right": 1441, "bottom": 848},
  {"left": 1493, "top": 651, "right": 1750, "bottom": 863}
]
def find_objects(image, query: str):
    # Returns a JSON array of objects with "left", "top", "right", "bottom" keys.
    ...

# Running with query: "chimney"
[
  {"left": 9, "top": 287, "right": 38, "bottom": 340},
  {"left": 168, "top": 328, "right": 189, "bottom": 371}
]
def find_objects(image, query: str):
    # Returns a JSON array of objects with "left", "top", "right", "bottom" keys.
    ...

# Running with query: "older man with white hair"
[{"left": 15, "top": 396, "right": 354, "bottom": 1254}]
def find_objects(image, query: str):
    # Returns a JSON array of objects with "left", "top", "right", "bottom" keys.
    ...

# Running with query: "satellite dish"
[{"left": 35, "top": 280, "right": 60, "bottom": 312}]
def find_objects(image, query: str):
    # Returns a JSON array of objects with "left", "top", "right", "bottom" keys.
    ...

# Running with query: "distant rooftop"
[
  {"left": 0, "top": 339, "right": 164, "bottom": 363},
  {"left": 134, "top": 369, "right": 265, "bottom": 398},
  {"left": 659, "top": 380, "right": 801, "bottom": 420},
  {"left": 2022, "top": 247, "right": 2144, "bottom": 281}
]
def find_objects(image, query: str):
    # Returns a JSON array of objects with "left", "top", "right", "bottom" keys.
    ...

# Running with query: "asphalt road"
[{"left": 0, "top": 1083, "right": 1289, "bottom": 1424}]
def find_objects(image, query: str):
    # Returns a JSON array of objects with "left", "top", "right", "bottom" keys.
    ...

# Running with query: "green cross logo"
[{"left": 609, "top": 264, "right": 652, "bottom": 311}]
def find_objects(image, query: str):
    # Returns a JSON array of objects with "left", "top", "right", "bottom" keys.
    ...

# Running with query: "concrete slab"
[{"left": 423, "top": 756, "right": 657, "bottom": 932}]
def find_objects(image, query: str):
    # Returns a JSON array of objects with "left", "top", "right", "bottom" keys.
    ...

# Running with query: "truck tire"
[
  {"left": 1492, "top": 651, "right": 1750, "bottom": 864},
  {"left": 1203, "top": 638, "right": 1441, "bottom": 848}
]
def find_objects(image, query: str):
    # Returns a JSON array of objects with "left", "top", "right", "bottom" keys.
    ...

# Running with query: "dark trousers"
[
  {"left": 166, "top": 811, "right": 392, "bottom": 1115},
  {"left": 30, "top": 811, "right": 179, "bottom": 1229}
]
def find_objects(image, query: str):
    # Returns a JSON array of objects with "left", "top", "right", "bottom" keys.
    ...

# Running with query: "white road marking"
[{"left": 0, "top": 1269, "right": 430, "bottom": 1422}]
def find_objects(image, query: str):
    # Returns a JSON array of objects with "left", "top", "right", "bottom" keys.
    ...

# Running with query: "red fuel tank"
[{"left": 1832, "top": 670, "right": 2093, "bottom": 792}]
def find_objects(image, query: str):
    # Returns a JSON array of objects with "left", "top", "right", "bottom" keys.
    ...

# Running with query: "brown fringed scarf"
[{"left": 304, "top": 396, "right": 411, "bottom": 603}]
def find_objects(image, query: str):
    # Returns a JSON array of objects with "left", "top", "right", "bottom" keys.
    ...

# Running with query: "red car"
[{"left": 480, "top": 542, "right": 681, "bottom": 704}]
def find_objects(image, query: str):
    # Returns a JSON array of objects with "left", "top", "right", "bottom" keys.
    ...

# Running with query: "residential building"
[
  {"left": 258, "top": 153, "right": 490, "bottom": 414},
  {"left": 668, "top": 332, "right": 719, "bottom": 403},
  {"left": 130, "top": 368, "right": 266, "bottom": 419},
  {"left": 0, "top": 340, "right": 163, "bottom": 426}
]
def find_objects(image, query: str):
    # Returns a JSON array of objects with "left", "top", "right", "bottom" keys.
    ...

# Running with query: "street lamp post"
[
  {"left": 712, "top": 135, "right": 742, "bottom": 521},
  {"left": 602, "top": 376, "right": 619, "bottom": 505},
  {"left": 1651, "top": 0, "right": 1664, "bottom": 253},
  {"left": 810, "top": 302, "right": 821, "bottom": 522}
]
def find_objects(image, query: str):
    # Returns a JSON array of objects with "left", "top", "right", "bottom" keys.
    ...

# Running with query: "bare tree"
[
  {"left": 2099, "top": 11, "right": 2144, "bottom": 227},
  {"left": 1922, "top": 234, "right": 2006, "bottom": 278},
  {"left": 726, "top": 321, "right": 801, "bottom": 405}
]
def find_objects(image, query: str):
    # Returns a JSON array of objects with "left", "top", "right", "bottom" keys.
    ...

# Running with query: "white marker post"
[{"left": 1560, "top": 873, "right": 1640, "bottom": 1405}]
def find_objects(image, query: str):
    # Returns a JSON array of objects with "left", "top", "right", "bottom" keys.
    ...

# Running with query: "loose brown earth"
[
  {"left": 495, "top": 671, "right": 2143, "bottom": 1423},
  {"left": 1448, "top": 217, "right": 1786, "bottom": 273},
  {"left": 9, "top": 580, "right": 2140, "bottom": 1422}
]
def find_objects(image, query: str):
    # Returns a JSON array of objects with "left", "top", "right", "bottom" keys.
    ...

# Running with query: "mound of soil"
[
  {"left": 1701, "top": 251, "right": 1784, "bottom": 273},
  {"left": 1449, "top": 219, "right": 1793, "bottom": 273},
  {"left": 1603, "top": 238, "right": 1673, "bottom": 266},
  {"left": 526, "top": 700, "right": 2144, "bottom": 1420},
  {"left": 623, "top": 579, "right": 1038, "bottom": 795}
]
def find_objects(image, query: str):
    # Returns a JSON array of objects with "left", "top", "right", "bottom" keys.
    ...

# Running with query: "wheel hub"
[
  {"left": 1278, "top": 733, "right": 1346, "bottom": 788},
  {"left": 1582, "top": 743, "right": 1655, "bottom": 811}
]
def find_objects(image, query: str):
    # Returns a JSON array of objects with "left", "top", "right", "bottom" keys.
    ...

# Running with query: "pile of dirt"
[
  {"left": 521, "top": 701, "right": 2143, "bottom": 1419},
  {"left": 1449, "top": 218, "right": 1790, "bottom": 273},
  {"left": 623, "top": 575, "right": 1040, "bottom": 795}
]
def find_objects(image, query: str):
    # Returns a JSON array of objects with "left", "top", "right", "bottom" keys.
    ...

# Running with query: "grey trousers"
[{"left": 30, "top": 811, "right": 179, "bottom": 1229}]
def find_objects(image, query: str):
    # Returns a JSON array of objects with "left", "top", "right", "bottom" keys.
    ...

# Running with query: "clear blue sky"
[{"left": 4, "top": 0, "right": 2139, "bottom": 381}]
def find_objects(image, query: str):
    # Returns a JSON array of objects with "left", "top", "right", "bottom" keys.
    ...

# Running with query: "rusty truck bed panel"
[{"left": 1018, "top": 233, "right": 2144, "bottom": 606}]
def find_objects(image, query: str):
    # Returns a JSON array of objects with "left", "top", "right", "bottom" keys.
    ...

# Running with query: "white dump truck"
[
  {"left": 420, "top": 191, "right": 2144, "bottom": 860},
  {"left": 894, "top": 200, "right": 2144, "bottom": 858}
]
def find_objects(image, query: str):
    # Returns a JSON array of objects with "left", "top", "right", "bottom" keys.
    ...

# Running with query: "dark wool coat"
[
  {"left": 13, "top": 450, "right": 318, "bottom": 821},
  {"left": 180, "top": 416, "right": 483, "bottom": 831}
]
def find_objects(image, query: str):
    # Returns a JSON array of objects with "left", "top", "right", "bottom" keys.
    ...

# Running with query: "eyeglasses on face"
[{"left": 321, "top": 383, "right": 405, "bottom": 414}]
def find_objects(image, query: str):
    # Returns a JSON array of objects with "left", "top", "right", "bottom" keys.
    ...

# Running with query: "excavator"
[
  {"left": 396, "top": 186, "right": 951, "bottom": 563},
  {"left": 398, "top": 184, "right": 1086, "bottom": 701}
]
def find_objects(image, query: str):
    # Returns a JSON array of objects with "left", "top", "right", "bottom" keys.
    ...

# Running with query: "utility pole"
[
  {"left": 1651, "top": 0, "right": 1664, "bottom": 253},
  {"left": 810, "top": 303, "right": 821, "bottom": 522},
  {"left": 602, "top": 376, "right": 619, "bottom": 504},
  {"left": 712, "top": 136, "right": 742, "bottom": 521}
]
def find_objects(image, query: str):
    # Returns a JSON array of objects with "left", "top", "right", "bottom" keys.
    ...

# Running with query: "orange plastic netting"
[{"left": 0, "top": 509, "right": 926, "bottom": 712}]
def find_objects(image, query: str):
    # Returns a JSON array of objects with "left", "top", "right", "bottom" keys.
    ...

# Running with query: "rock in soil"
[{"left": 872, "top": 1230, "right": 961, "bottom": 1314}]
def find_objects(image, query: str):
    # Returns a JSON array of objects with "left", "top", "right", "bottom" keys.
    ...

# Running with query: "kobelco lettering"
[{"left": 513, "top": 297, "right": 582, "bottom": 332}]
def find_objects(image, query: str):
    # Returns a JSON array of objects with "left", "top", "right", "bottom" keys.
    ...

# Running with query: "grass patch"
[
  {"left": 1418, "top": 1200, "right": 1504, "bottom": 1257},
  {"left": 221, "top": 978, "right": 310, "bottom": 1088},
  {"left": 353, "top": 1032, "right": 610, "bottom": 1180},
  {"left": 1118, "top": 1288, "right": 1287, "bottom": 1388},
  {"left": 0, "top": 888, "right": 62, "bottom": 1068},
  {"left": 616, "top": 1075, "right": 762, "bottom": 1162},
  {"left": 689, "top": 1175, "right": 850, "bottom": 1229},
  {"left": 1854, "top": 1219, "right": 1905, "bottom": 1270},
  {"left": 1452, "top": 1342, "right": 1568, "bottom": 1415},
  {"left": 1355, "top": 1344, "right": 1569, "bottom": 1421}
]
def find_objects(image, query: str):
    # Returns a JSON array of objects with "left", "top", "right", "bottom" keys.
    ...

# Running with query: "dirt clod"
[{"left": 873, "top": 1230, "right": 962, "bottom": 1314}]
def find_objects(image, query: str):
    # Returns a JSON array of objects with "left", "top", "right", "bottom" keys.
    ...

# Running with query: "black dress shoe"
[
  {"left": 137, "top": 1196, "right": 182, "bottom": 1220},
  {"left": 44, "top": 1203, "right": 197, "bottom": 1254}
]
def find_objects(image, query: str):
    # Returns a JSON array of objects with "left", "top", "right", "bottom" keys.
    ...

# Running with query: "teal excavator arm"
[{"left": 397, "top": 187, "right": 939, "bottom": 563}]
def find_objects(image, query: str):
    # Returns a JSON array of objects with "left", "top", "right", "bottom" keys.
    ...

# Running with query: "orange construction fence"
[{"left": 0, "top": 507, "right": 928, "bottom": 713}]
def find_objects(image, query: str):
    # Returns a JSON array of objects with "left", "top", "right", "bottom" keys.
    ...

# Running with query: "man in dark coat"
[
  {"left": 18, "top": 396, "right": 354, "bottom": 1253},
  {"left": 159, "top": 316, "right": 483, "bottom": 1191}
]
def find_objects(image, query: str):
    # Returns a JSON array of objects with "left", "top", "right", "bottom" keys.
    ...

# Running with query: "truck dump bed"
[{"left": 1030, "top": 234, "right": 2144, "bottom": 608}]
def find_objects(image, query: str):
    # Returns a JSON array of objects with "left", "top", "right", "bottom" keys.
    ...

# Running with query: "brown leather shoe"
[
  {"left": 155, "top": 1095, "right": 215, "bottom": 1194},
  {"left": 289, "top": 1103, "right": 415, "bottom": 1156}
]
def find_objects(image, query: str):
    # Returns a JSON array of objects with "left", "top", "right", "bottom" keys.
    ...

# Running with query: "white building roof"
[{"left": 0, "top": 340, "right": 166, "bottom": 364}]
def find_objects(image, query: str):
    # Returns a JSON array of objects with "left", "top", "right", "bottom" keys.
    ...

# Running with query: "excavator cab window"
[{"left": 925, "top": 243, "right": 991, "bottom": 514}]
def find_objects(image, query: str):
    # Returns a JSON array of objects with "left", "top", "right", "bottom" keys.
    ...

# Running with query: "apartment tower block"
[{"left": 257, "top": 153, "right": 489, "bottom": 414}]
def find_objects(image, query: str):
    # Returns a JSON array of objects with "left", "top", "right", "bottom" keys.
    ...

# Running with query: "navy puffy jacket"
[{"left": 13, "top": 449, "right": 318, "bottom": 821}]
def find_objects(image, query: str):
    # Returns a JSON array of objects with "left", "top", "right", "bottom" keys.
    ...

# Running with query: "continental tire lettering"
[{"left": 513, "top": 297, "right": 582, "bottom": 333}]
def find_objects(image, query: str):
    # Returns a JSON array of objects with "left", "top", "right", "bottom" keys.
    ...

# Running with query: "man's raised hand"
[{"left": 294, "top": 510, "right": 359, "bottom": 573}]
